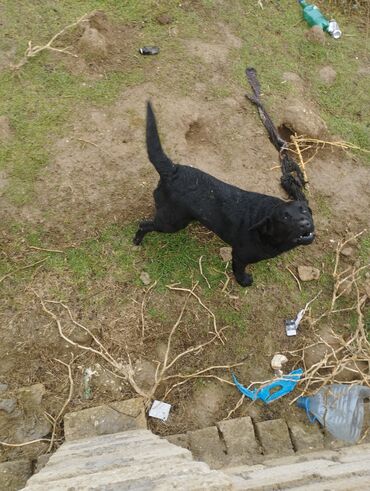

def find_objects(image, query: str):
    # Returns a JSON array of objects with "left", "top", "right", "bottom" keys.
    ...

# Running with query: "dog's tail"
[{"left": 146, "top": 101, "right": 176, "bottom": 180}]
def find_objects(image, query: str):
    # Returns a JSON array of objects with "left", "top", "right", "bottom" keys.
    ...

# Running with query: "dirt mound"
[{"left": 59, "top": 11, "right": 140, "bottom": 77}]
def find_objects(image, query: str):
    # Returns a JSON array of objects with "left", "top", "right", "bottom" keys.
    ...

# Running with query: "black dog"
[{"left": 134, "top": 102, "right": 315, "bottom": 287}]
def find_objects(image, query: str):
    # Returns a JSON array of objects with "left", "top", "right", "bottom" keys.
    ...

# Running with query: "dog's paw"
[
  {"left": 133, "top": 233, "right": 143, "bottom": 246},
  {"left": 235, "top": 273, "right": 253, "bottom": 287}
]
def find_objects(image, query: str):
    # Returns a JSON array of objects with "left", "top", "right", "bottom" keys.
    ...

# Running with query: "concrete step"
[
  {"left": 224, "top": 443, "right": 370, "bottom": 490},
  {"left": 23, "top": 429, "right": 235, "bottom": 490}
]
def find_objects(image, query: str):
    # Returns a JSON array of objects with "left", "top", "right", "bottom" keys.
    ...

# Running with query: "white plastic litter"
[{"left": 149, "top": 400, "right": 172, "bottom": 421}]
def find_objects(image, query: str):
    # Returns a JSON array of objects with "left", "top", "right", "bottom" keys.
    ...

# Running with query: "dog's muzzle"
[{"left": 295, "top": 231, "right": 315, "bottom": 245}]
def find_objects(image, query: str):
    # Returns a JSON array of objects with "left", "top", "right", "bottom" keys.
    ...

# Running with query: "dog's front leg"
[{"left": 232, "top": 249, "right": 253, "bottom": 287}]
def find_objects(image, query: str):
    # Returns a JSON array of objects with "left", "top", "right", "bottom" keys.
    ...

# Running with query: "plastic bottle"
[
  {"left": 298, "top": 0, "right": 342, "bottom": 39},
  {"left": 297, "top": 384, "right": 370, "bottom": 443}
]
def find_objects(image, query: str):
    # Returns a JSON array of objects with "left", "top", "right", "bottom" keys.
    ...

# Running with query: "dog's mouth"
[{"left": 295, "top": 231, "right": 315, "bottom": 245}]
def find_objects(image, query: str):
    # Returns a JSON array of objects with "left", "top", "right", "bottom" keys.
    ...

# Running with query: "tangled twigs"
[
  {"left": 36, "top": 285, "right": 238, "bottom": 405},
  {"left": 223, "top": 394, "right": 245, "bottom": 420},
  {"left": 0, "top": 258, "right": 47, "bottom": 285},
  {"left": 35, "top": 292, "right": 148, "bottom": 399},
  {"left": 167, "top": 283, "right": 225, "bottom": 344},
  {"left": 47, "top": 358, "right": 74, "bottom": 453},
  {"left": 291, "top": 137, "right": 370, "bottom": 155},
  {"left": 287, "top": 231, "right": 370, "bottom": 400},
  {"left": 11, "top": 13, "right": 89, "bottom": 71}
]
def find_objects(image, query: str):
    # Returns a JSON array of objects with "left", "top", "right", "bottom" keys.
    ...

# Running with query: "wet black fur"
[{"left": 133, "top": 102, "right": 315, "bottom": 287}]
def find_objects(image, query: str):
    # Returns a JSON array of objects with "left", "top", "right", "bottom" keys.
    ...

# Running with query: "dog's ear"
[{"left": 249, "top": 216, "right": 271, "bottom": 234}]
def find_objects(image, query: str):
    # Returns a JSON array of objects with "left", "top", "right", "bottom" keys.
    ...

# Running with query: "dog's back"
[{"left": 146, "top": 101, "right": 282, "bottom": 244}]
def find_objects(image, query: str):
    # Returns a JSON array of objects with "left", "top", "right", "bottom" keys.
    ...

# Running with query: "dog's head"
[{"left": 250, "top": 201, "right": 315, "bottom": 246}]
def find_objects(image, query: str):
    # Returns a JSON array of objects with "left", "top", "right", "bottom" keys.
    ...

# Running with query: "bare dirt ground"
[{"left": 1, "top": 7, "right": 369, "bottom": 465}]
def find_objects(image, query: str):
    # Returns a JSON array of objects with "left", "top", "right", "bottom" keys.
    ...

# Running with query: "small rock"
[
  {"left": 0, "top": 383, "right": 8, "bottom": 393},
  {"left": 34, "top": 454, "right": 51, "bottom": 474},
  {"left": 305, "top": 25, "right": 326, "bottom": 45},
  {"left": 318, "top": 66, "right": 337, "bottom": 85},
  {"left": 0, "top": 384, "right": 51, "bottom": 445},
  {"left": 297, "top": 265, "right": 320, "bottom": 281},
  {"left": 280, "top": 98, "right": 327, "bottom": 139},
  {"left": 78, "top": 26, "right": 108, "bottom": 57},
  {"left": 156, "top": 14, "right": 173, "bottom": 25},
  {"left": 219, "top": 247, "right": 232, "bottom": 263},
  {"left": 0, "top": 115, "right": 13, "bottom": 142},
  {"left": 340, "top": 246, "right": 354, "bottom": 257},
  {"left": 0, "top": 460, "right": 32, "bottom": 490},
  {"left": 140, "top": 271, "right": 151, "bottom": 285},
  {"left": 0, "top": 399, "right": 17, "bottom": 413}
]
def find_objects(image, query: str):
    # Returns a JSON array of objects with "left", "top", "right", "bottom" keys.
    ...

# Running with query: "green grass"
[
  {"left": 217, "top": 0, "right": 370, "bottom": 159},
  {"left": 0, "top": 0, "right": 208, "bottom": 204}
]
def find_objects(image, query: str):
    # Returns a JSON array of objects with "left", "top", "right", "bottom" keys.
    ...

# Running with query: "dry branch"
[
  {"left": 287, "top": 231, "right": 370, "bottom": 400},
  {"left": 12, "top": 13, "right": 89, "bottom": 71},
  {"left": 35, "top": 283, "right": 238, "bottom": 407},
  {"left": 47, "top": 358, "right": 74, "bottom": 453}
]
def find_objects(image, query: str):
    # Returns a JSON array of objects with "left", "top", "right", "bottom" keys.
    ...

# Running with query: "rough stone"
[
  {"left": 78, "top": 26, "right": 108, "bottom": 58},
  {"left": 0, "top": 459, "right": 32, "bottom": 491},
  {"left": 305, "top": 25, "right": 326, "bottom": 44},
  {"left": 318, "top": 66, "right": 337, "bottom": 85},
  {"left": 0, "top": 384, "right": 51, "bottom": 446},
  {"left": 90, "top": 364, "right": 122, "bottom": 397},
  {"left": 280, "top": 99, "right": 327, "bottom": 139},
  {"left": 217, "top": 416, "right": 262, "bottom": 465},
  {"left": 165, "top": 433, "right": 189, "bottom": 449},
  {"left": 187, "top": 426, "right": 227, "bottom": 469},
  {"left": 297, "top": 265, "right": 320, "bottom": 281},
  {"left": 140, "top": 271, "right": 151, "bottom": 285},
  {"left": 34, "top": 454, "right": 51, "bottom": 474},
  {"left": 255, "top": 419, "right": 294, "bottom": 456},
  {"left": 0, "top": 398, "right": 16, "bottom": 413},
  {"left": 156, "top": 14, "right": 173, "bottom": 25},
  {"left": 340, "top": 246, "right": 354, "bottom": 257},
  {"left": 64, "top": 397, "right": 147, "bottom": 441},
  {"left": 0, "top": 115, "right": 13, "bottom": 142},
  {"left": 219, "top": 247, "right": 232, "bottom": 263},
  {"left": 288, "top": 421, "right": 324, "bottom": 453}
]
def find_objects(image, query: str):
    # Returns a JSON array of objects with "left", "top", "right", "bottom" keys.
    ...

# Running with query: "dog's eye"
[{"left": 284, "top": 214, "right": 289, "bottom": 220}]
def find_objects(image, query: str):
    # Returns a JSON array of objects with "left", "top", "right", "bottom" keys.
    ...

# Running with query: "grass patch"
[{"left": 218, "top": 0, "right": 370, "bottom": 158}]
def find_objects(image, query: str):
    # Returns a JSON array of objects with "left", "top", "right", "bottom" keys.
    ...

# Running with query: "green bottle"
[{"left": 298, "top": 0, "right": 341, "bottom": 39}]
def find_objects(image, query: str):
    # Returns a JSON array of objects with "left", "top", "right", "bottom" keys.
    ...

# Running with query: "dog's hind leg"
[
  {"left": 133, "top": 207, "right": 192, "bottom": 245},
  {"left": 232, "top": 250, "right": 253, "bottom": 287},
  {"left": 133, "top": 220, "right": 156, "bottom": 245}
]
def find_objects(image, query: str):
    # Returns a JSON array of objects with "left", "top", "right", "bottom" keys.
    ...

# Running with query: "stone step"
[
  {"left": 29, "top": 444, "right": 191, "bottom": 483},
  {"left": 24, "top": 457, "right": 233, "bottom": 490},
  {"left": 49, "top": 432, "right": 179, "bottom": 463},
  {"left": 224, "top": 444, "right": 370, "bottom": 490},
  {"left": 289, "top": 475, "right": 370, "bottom": 491},
  {"left": 63, "top": 398, "right": 147, "bottom": 441}
]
